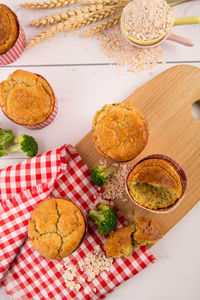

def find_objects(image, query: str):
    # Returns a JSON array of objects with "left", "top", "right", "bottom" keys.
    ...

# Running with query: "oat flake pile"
[{"left": 96, "top": 24, "right": 163, "bottom": 72}]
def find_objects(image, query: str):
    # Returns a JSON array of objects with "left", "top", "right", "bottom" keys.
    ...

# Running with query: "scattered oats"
[
  {"left": 99, "top": 159, "right": 106, "bottom": 165},
  {"left": 96, "top": 24, "right": 163, "bottom": 73},
  {"left": 122, "top": 0, "right": 173, "bottom": 41},
  {"left": 65, "top": 280, "right": 81, "bottom": 291},
  {"left": 104, "top": 162, "right": 130, "bottom": 203},
  {"left": 94, "top": 197, "right": 110, "bottom": 206},
  {"left": 65, "top": 270, "right": 76, "bottom": 281},
  {"left": 112, "top": 163, "right": 119, "bottom": 167},
  {"left": 93, "top": 194, "right": 97, "bottom": 199},
  {"left": 149, "top": 71, "right": 153, "bottom": 75},
  {"left": 82, "top": 246, "right": 113, "bottom": 281},
  {"left": 92, "top": 72, "right": 96, "bottom": 75},
  {"left": 162, "top": 60, "right": 166, "bottom": 64},
  {"left": 93, "top": 287, "right": 97, "bottom": 292}
]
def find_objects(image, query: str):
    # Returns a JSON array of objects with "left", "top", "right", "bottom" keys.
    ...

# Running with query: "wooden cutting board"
[{"left": 75, "top": 65, "right": 200, "bottom": 235}]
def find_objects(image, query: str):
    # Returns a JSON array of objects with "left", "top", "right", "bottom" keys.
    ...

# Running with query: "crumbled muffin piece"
[
  {"left": 133, "top": 217, "right": 163, "bottom": 246},
  {"left": 104, "top": 227, "right": 134, "bottom": 258}
]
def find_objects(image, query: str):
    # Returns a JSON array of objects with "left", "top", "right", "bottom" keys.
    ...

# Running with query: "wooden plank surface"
[{"left": 76, "top": 64, "right": 200, "bottom": 235}]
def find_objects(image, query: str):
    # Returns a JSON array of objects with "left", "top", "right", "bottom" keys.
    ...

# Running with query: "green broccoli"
[
  {"left": 0, "top": 145, "right": 7, "bottom": 157},
  {"left": 8, "top": 134, "right": 38, "bottom": 157},
  {"left": 89, "top": 204, "right": 117, "bottom": 235},
  {"left": 0, "top": 128, "right": 14, "bottom": 157},
  {"left": 90, "top": 164, "right": 115, "bottom": 186}
]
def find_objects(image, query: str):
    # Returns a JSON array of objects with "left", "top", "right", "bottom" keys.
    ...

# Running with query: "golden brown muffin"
[
  {"left": 127, "top": 158, "right": 182, "bottom": 210},
  {"left": 0, "top": 70, "right": 55, "bottom": 126},
  {"left": 92, "top": 102, "right": 149, "bottom": 162},
  {"left": 133, "top": 217, "right": 163, "bottom": 246},
  {"left": 104, "top": 227, "right": 134, "bottom": 258},
  {"left": 28, "top": 198, "right": 86, "bottom": 260},
  {"left": 0, "top": 4, "right": 19, "bottom": 55}
]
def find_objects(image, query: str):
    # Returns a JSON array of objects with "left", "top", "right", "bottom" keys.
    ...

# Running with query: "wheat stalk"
[
  {"left": 30, "top": 4, "right": 116, "bottom": 26},
  {"left": 83, "top": 14, "right": 120, "bottom": 37},
  {"left": 28, "top": 6, "right": 119, "bottom": 47},
  {"left": 80, "top": 0, "right": 128, "bottom": 5},
  {"left": 21, "top": 0, "right": 78, "bottom": 8}
]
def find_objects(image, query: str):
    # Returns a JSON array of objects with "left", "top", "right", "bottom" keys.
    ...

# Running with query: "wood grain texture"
[{"left": 76, "top": 64, "right": 200, "bottom": 235}]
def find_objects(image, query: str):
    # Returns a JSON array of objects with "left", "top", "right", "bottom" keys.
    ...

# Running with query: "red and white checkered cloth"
[
  {"left": 0, "top": 145, "right": 155, "bottom": 300},
  {"left": 0, "top": 23, "right": 26, "bottom": 65}
]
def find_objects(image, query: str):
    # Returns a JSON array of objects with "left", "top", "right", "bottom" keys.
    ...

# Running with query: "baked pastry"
[
  {"left": 28, "top": 198, "right": 86, "bottom": 260},
  {"left": 0, "top": 70, "right": 55, "bottom": 127},
  {"left": 127, "top": 158, "right": 182, "bottom": 210},
  {"left": 92, "top": 102, "right": 149, "bottom": 162},
  {"left": 0, "top": 4, "right": 19, "bottom": 55},
  {"left": 133, "top": 217, "right": 163, "bottom": 246},
  {"left": 104, "top": 226, "right": 134, "bottom": 258}
]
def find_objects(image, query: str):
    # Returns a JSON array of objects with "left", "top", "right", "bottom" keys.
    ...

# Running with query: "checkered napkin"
[{"left": 0, "top": 145, "right": 155, "bottom": 300}]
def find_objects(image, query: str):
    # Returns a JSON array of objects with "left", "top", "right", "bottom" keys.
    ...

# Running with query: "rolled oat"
[{"left": 122, "top": 0, "right": 173, "bottom": 41}]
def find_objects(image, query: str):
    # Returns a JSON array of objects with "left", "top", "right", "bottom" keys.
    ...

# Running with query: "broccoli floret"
[
  {"left": 0, "top": 145, "right": 7, "bottom": 157},
  {"left": 90, "top": 165, "right": 115, "bottom": 186},
  {"left": 89, "top": 204, "right": 117, "bottom": 235},
  {"left": 8, "top": 134, "right": 38, "bottom": 157},
  {"left": 0, "top": 128, "right": 14, "bottom": 157}
]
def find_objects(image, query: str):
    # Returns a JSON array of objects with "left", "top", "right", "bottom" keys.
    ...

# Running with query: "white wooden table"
[{"left": 1, "top": 1, "right": 200, "bottom": 299}]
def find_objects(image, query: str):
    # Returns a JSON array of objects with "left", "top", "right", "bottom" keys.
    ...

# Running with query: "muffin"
[
  {"left": 0, "top": 70, "right": 57, "bottom": 129},
  {"left": 28, "top": 198, "right": 86, "bottom": 260},
  {"left": 133, "top": 217, "right": 163, "bottom": 246},
  {"left": 127, "top": 157, "right": 183, "bottom": 211},
  {"left": 0, "top": 4, "right": 19, "bottom": 55},
  {"left": 104, "top": 226, "right": 134, "bottom": 258},
  {"left": 92, "top": 102, "right": 149, "bottom": 162}
]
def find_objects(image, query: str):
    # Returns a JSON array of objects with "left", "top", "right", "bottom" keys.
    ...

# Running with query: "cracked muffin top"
[
  {"left": 0, "top": 70, "right": 55, "bottom": 126},
  {"left": 0, "top": 4, "right": 19, "bottom": 55},
  {"left": 28, "top": 198, "right": 86, "bottom": 260},
  {"left": 127, "top": 158, "right": 182, "bottom": 210},
  {"left": 92, "top": 102, "right": 149, "bottom": 161}
]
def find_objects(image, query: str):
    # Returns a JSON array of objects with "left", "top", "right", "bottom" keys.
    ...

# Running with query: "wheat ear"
[
  {"left": 28, "top": 6, "right": 119, "bottom": 47},
  {"left": 80, "top": 0, "right": 129, "bottom": 5},
  {"left": 21, "top": 0, "right": 78, "bottom": 8},
  {"left": 83, "top": 15, "right": 120, "bottom": 37},
  {"left": 31, "top": 4, "right": 113, "bottom": 26}
]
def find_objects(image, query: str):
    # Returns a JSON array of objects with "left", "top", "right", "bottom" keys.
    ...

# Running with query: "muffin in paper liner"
[
  {"left": 0, "top": 15, "right": 26, "bottom": 65},
  {"left": 126, "top": 154, "right": 188, "bottom": 214},
  {"left": 24, "top": 97, "right": 58, "bottom": 130},
  {"left": 0, "top": 70, "right": 58, "bottom": 130}
]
